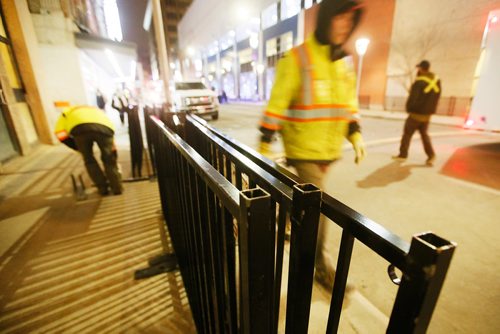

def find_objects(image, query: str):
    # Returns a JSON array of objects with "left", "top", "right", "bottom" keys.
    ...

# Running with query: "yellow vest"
[
  {"left": 54, "top": 105, "right": 115, "bottom": 141},
  {"left": 260, "top": 36, "right": 359, "bottom": 160}
]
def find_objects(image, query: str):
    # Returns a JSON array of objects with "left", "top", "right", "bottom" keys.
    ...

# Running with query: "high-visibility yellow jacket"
[
  {"left": 54, "top": 105, "right": 115, "bottom": 141},
  {"left": 260, "top": 36, "right": 360, "bottom": 161}
]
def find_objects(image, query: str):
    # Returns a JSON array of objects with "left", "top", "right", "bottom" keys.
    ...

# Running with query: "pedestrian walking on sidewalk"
[
  {"left": 393, "top": 60, "right": 442, "bottom": 166},
  {"left": 96, "top": 89, "right": 106, "bottom": 109},
  {"left": 258, "top": 0, "right": 366, "bottom": 290},
  {"left": 111, "top": 89, "right": 130, "bottom": 125},
  {"left": 54, "top": 102, "right": 123, "bottom": 195}
]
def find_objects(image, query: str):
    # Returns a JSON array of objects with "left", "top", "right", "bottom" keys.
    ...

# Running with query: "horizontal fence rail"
[
  {"left": 147, "top": 115, "right": 285, "bottom": 333},
  {"left": 384, "top": 96, "right": 471, "bottom": 117},
  {"left": 144, "top": 106, "right": 457, "bottom": 334}
]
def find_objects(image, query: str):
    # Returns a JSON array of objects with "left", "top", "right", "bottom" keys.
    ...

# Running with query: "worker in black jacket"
[{"left": 393, "top": 60, "right": 441, "bottom": 166}]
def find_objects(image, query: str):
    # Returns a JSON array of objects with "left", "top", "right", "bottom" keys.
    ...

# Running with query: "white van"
[{"left": 171, "top": 81, "right": 219, "bottom": 120}]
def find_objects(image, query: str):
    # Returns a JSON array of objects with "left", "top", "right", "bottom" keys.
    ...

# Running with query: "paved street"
[{"left": 212, "top": 103, "right": 500, "bottom": 333}]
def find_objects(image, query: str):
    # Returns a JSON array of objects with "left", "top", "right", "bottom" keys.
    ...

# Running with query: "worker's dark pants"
[
  {"left": 119, "top": 110, "right": 126, "bottom": 125},
  {"left": 74, "top": 133, "right": 122, "bottom": 194},
  {"left": 398, "top": 116, "right": 435, "bottom": 159},
  {"left": 288, "top": 161, "right": 335, "bottom": 279}
]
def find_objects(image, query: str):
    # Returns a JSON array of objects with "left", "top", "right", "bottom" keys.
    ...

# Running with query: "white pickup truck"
[{"left": 171, "top": 81, "right": 219, "bottom": 120}]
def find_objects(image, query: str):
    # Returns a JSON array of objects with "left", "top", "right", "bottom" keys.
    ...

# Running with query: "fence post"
[
  {"left": 448, "top": 96, "right": 456, "bottom": 116},
  {"left": 239, "top": 188, "right": 274, "bottom": 334},
  {"left": 127, "top": 105, "right": 144, "bottom": 178},
  {"left": 143, "top": 106, "right": 157, "bottom": 177},
  {"left": 285, "top": 183, "right": 322, "bottom": 334},
  {"left": 387, "top": 232, "right": 456, "bottom": 333}
]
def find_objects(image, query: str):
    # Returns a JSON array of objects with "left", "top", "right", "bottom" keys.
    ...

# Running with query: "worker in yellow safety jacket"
[
  {"left": 55, "top": 103, "right": 123, "bottom": 195},
  {"left": 259, "top": 0, "right": 366, "bottom": 291}
]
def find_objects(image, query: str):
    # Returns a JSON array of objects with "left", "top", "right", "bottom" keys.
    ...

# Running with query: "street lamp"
[
  {"left": 249, "top": 34, "right": 259, "bottom": 49},
  {"left": 355, "top": 38, "right": 370, "bottom": 98}
]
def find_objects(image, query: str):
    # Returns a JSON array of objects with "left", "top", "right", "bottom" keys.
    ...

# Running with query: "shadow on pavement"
[
  {"left": 440, "top": 142, "right": 500, "bottom": 190},
  {"left": 356, "top": 161, "right": 427, "bottom": 188}
]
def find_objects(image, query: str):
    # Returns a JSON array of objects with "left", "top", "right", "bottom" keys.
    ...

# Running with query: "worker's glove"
[
  {"left": 349, "top": 132, "right": 366, "bottom": 164},
  {"left": 258, "top": 141, "right": 273, "bottom": 159}
]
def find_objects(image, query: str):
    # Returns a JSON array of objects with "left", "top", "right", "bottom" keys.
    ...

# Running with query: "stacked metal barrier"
[{"left": 144, "top": 106, "right": 456, "bottom": 334}]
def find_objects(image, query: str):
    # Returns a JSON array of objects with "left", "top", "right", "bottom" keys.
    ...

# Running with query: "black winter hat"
[
  {"left": 315, "top": 0, "right": 364, "bottom": 45},
  {"left": 416, "top": 60, "right": 431, "bottom": 70}
]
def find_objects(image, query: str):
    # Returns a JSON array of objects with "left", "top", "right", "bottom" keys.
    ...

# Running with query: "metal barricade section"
[
  {"left": 143, "top": 107, "right": 457, "bottom": 333},
  {"left": 176, "top": 112, "right": 457, "bottom": 334},
  {"left": 147, "top": 114, "right": 286, "bottom": 333}
]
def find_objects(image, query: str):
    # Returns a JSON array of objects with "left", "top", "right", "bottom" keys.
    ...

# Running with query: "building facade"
[
  {"left": 161, "top": 0, "right": 192, "bottom": 65},
  {"left": 385, "top": 0, "right": 500, "bottom": 116},
  {"left": 0, "top": 0, "right": 137, "bottom": 165},
  {"left": 178, "top": 0, "right": 497, "bottom": 115}
]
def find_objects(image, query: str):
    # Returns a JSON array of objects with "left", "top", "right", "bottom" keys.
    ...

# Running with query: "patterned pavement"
[{"left": 0, "top": 143, "right": 195, "bottom": 333}]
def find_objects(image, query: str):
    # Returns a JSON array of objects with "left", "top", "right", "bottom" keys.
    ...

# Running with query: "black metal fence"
[
  {"left": 144, "top": 106, "right": 456, "bottom": 333},
  {"left": 384, "top": 96, "right": 471, "bottom": 117}
]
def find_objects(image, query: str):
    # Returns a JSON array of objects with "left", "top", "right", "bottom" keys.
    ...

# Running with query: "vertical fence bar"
[
  {"left": 326, "top": 229, "right": 355, "bottom": 333},
  {"left": 221, "top": 205, "right": 238, "bottom": 333},
  {"left": 160, "top": 114, "right": 457, "bottom": 334},
  {"left": 225, "top": 153, "right": 233, "bottom": 183},
  {"left": 447, "top": 96, "right": 456, "bottom": 116},
  {"left": 387, "top": 232, "right": 456, "bottom": 333},
  {"left": 239, "top": 188, "right": 274, "bottom": 334},
  {"left": 234, "top": 165, "right": 243, "bottom": 190},
  {"left": 285, "top": 184, "right": 322, "bottom": 334},
  {"left": 196, "top": 175, "right": 220, "bottom": 334},
  {"left": 180, "top": 157, "right": 204, "bottom": 330},
  {"left": 143, "top": 107, "right": 157, "bottom": 177},
  {"left": 273, "top": 204, "right": 288, "bottom": 334},
  {"left": 190, "top": 166, "right": 215, "bottom": 333}
]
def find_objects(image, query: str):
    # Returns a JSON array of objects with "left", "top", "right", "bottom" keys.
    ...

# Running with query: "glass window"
[
  {"left": 266, "top": 38, "right": 278, "bottom": 57},
  {"left": 262, "top": 3, "right": 278, "bottom": 29},
  {"left": 208, "top": 63, "right": 216, "bottom": 73},
  {"left": 222, "top": 73, "right": 235, "bottom": 98},
  {"left": 0, "top": 16, "right": 21, "bottom": 89},
  {"left": 280, "top": 32, "right": 294, "bottom": 52},
  {"left": 282, "top": 0, "right": 301, "bottom": 20},
  {"left": 239, "top": 71, "right": 257, "bottom": 100},
  {"left": 238, "top": 48, "right": 253, "bottom": 64}
]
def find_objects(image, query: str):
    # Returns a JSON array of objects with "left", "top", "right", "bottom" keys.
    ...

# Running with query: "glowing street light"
[
  {"left": 187, "top": 46, "right": 196, "bottom": 57},
  {"left": 355, "top": 38, "right": 370, "bottom": 98},
  {"left": 256, "top": 63, "right": 265, "bottom": 74},
  {"left": 249, "top": 34, "right": 259, "bottom": 49}
]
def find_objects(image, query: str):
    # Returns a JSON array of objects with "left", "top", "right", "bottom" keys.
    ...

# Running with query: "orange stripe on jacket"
[
  {"left": 260, "top": 121, "right": 282, "bottom": 130},
  {"left": 55, "top": 130, "right": 69, "bottom": 141},
  {"left": 264, "top": 112, "right": 351, "bottom": 123},
  {"left": 289, "top": 104, "right": 355, "bottom": 111}
]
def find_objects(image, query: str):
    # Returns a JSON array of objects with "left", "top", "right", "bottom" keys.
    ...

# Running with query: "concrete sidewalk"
[
  {"left": 218, "top": 102, "right": 500, "bottom": 333},
  {"left": 227, "top": 100, "right": 466, "bottom": 127},
  {"left": 359, "top": 108, "right": 465, "bottom": 127},
  {"left": 0, "top": 128, "right": 196, "bottom": 332}
]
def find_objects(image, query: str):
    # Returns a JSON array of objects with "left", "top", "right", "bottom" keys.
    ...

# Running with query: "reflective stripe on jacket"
[
  {"left": 55, "top": 106, "right": 115, "bottom": 141},
  {"left": 260, "top": 36, "right": 359, "bottom": 161}
]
